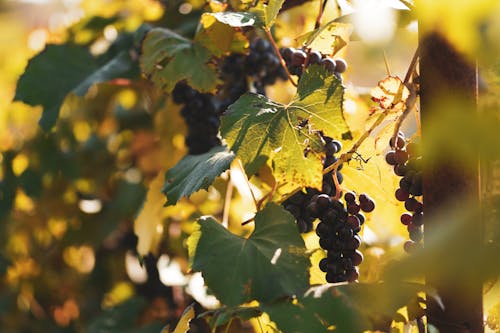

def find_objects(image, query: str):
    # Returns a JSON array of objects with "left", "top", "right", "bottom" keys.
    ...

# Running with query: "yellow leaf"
[
  {"left": 198, "top": 13, "right": 249, "bottom": 56},
  {"left": 134, "top": 171, "right": 165, "bottom": 257},
  {"left": 162, "top": 304, "right": 195, "bottom": 333},
  {"left": 371, "top": 76, "right": 409, "bottom": 111},
  {"left": 297, "top": 22, "right": 353, "bottom": 56}
]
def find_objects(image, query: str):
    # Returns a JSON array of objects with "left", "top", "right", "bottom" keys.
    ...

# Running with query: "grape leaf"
[
  {"left": 188, "top": 203, "right": 310, "bottom": 306},
  {"left": 14, "top": 45, "right": 137, "bottom": 131},
  {"left": 197, "top": 13, "right": 250, "bottom": 56},
  {"left": 296, "top": 22, "right": 353, "bottom": 55},
  {"left": 14, "top": 44, "right": 96, "bottom": 131},
  {"left": 134, "top": 172, "right": 165, "bottom": 257},
  {"left": 221, "top": 65, "right": 350, "bottom": 192},
  {"left": 199, "top": 306, "right": 262, "bottom": 328},
  {"left": 140, "top": 28, "right": 220, "bottom": 93},
  {"left": 162, "top": 146, "right": 235, "bottom": 206},
  {"left": 250, "top": 0, "right": 286, "bottom": 28},
  {"left": 263, "top": 282, "right": 433, "bottom": 333},
  {"left": 73, "top": 51, "right": 136, "bottom": 96}
]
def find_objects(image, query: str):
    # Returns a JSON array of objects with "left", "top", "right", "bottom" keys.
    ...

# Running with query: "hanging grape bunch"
[
  {"left": 219, "top": 37, "right": 287, "bottom": 106},
  {"left": 385, "top": 132, "right": 424, "bottom": 252},
  {"left": 173, "top": 38, "right": 287, "bottom": 155},
  {"left": 280, "top": 47, "right": 348, "bottom": 80},
  {"left": 171, "top": 83, "right": 222, "bottom": 155},
  {"left": 316, "top": 191, "right": 375, "bottom": 283},
  {"left": 282, "top": 136, "right": 344, "bottom": 233}
]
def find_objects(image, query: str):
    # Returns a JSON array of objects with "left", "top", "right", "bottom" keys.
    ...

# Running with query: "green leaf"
[
  {"left": 189, "top": 203, "right": 310, "bottom": 306},
  {"left": 140, "top": 28, "right": 220, "bottom": 93},
  {"left": 162, "top": 146, "right": 235, "bottom": 206},
  {"left": 263, "top": 282, "right": 431, "bottom": 333},
  {"left": 221, "top": 65, "right": 350, "bottom": 192},
  {"left": 250, "top": 0, "right": 286, "bottom": 28},
  {"left": 74, "top": 51, "right": 135, "bottom": 96},
  {"left": 14, "top": 44, "right": 96, "bottom": 131},
  {"left": 204, "top": 306, "right": 262, "bottom": 328},
  {"left": 14, "top": 45, "right": 138, "bottom": 131}
]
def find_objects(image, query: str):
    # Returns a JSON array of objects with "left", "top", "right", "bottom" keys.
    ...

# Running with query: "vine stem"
[
  {"left": 314, "top": 0, "right": 329, "bottom": 29},
  {"left": 323, "top": 109, "right": 390, "bottom": 176},
  {"left": 390, "top": 46, "right": 420, "bottom": 147},
  {"left": 236, "top": 159, "right": 259, "bottom": 209},
  {"left": 222, "top": 174, "right": 233, "bottom": 228},
  {"left": 264, "top": 27, "right": 298, "bottom": 87}
]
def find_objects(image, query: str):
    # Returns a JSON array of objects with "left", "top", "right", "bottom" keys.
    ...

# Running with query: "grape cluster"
[
  {"left": 172, "top": 83, "right": 222, "bottom": 155},
  {"left": 172, "top": 38, "right": 287, "bottom": 155},
  {"left": 316, "top": 191, "right": 375, "bottom": 283},
  {"left": 220, "top": 38, "right": 287, "bottom": 99},
  {"left": 279, "top": 47, "right": 347, "bottom": 80},
  {"left": 282, "top": 136, "right": 344, "bottom": 233},
  {"left": 385, "top": 133, "right": 424, "bottom": 252}
]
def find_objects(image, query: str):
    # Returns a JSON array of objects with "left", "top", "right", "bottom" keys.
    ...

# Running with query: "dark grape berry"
[
  {"left": 316, "top": 194, "right": 332, "bottom": 210},
  {"left": 390, "top": 136, "right": 405, "bottom": 149},
  {"left": 395, "top": 188, "right": 409, "bottom": 202},
  {"left": 280, "top": 47, "right": 294, "bottom": 62},
  {"left": 394, "top": 149, "right": 409, "bottom": 164},
  {"left": 308, "top": 51, "right": 322, "bottom": 65},
  {"left": 344, "top": 191, "right": 356, "bottom": 204},
  {"left": 321, "top": 58, "right": 336, "bottom": 73},
  {"left": 347, "top": 203, "right": 360, "bottom": 215},
  {"left": 334, "top": 59, "right": 348, "bottom": 73},
  {"left": 400, "top": 213, "right": 412, "bottom": 225},
  {"left": 291, "top": 50, "right": 307, "bottom": 66},
  {"left": 385, "top": 151, "right": 397, "bottom": 165},
  {"left": 319, "top": 258, "right": 328, "bottom": 272},
  {"left": 359, "top": 197, "right": 375, "bottom": 213}
]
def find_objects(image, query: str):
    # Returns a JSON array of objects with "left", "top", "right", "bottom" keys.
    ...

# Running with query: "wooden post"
[{"left": 419, "top": 33, "right": 483, "bottom": 331}]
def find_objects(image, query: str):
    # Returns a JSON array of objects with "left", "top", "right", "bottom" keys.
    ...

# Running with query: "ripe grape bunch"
[
  {"left": 385, "top": 133, "right": 424, "bottom": 252},
  {"left": 316, "top": 192, "right": 375, "bottom": 283},
  {"left": 171, "top": 83, "right": 222, "bottom": 155},
  {"left": 172, "top": 38, "right": 287, "bottom": 155},
  {"left": 279, "top": 47, "right": 348, "bottom": 80},
  {"left": 282, "top": 136, "right": 344, "bottom": 233},
  {"left": 220, "top": 38, "right": 287, "bottom": 103}
]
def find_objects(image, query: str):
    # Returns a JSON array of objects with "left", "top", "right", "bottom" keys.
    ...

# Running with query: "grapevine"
[{"left": 3, "top": 0, "right": 495, "bottom": 332}]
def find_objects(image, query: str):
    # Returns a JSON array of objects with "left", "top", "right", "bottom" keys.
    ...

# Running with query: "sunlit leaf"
[
  {"left": 371, "top": 76, "right": 409, "bottom": 110},
  {"left": 188, "top": 203, "right": 310, "bottom": 306},
  {"left": 162, "top": 146, "right": 235, "bottom": 206},
  {"left": 263, "top": 282, "right": 433, "bottom": 332},
  {"left": 250, "top": 0, "right": 286, "bottom": 28},
  {"left": 140, "top": 28, "right": 220, "bottom": 93},
  {"left": 197, "top": 13, "right": 250, "bottom": 56},
  {"left": 297, "top": 22, "right": 353, "bottom": 55},
  {"left": 134, "top": 172, "right": 165, "bottom": 257},
  {"left": 221, "top": 65, "right": 350, "bottom": 192}
]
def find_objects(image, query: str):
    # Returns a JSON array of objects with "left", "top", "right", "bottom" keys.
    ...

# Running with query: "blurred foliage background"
[{"left": 0, "top": 0, "right": 499, "bottom": 332}]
